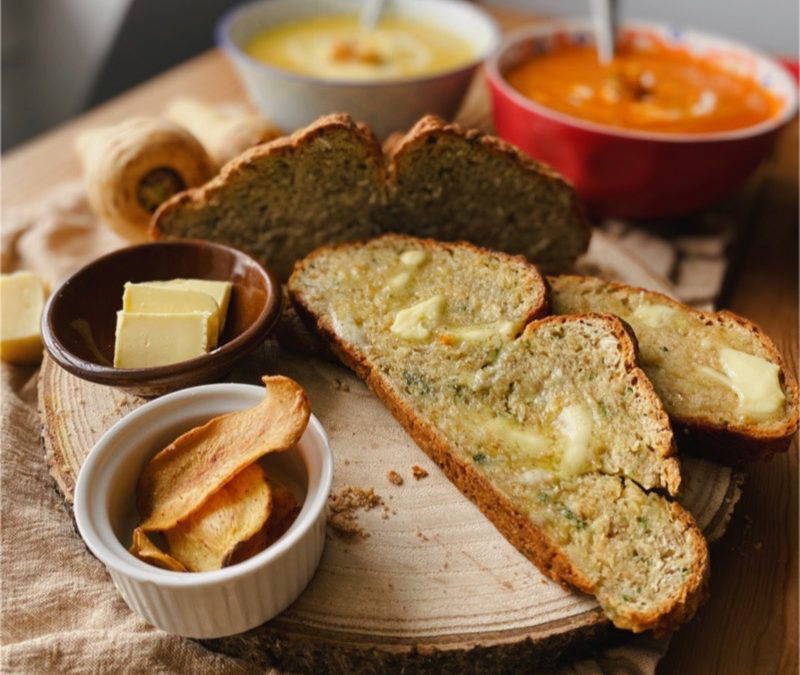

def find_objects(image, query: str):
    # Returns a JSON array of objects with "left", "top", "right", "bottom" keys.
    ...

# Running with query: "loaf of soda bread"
[
  {"left": 288, "top": 235, "right": 707, "bottom": 635},
  {"left": 151, "top": 114, "right": 590, "bottom": 279},
  {"left": 549, "top": 275, "right": 799, "bottom": 465}
]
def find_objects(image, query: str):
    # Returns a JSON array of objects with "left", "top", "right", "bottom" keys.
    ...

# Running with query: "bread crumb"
[
  {"left": 327, "top": 486, "right": 390, "bottom": 539},
  {"left": 387, "top": 470, "right": 403, "bottom": 486},
  {"left": 411, "top": 465, "right": 428, "bottom": 480}
]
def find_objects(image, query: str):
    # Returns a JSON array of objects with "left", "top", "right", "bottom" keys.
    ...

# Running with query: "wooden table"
[{"left": 2, "top": 7, "right": 797, "bottom": 674}]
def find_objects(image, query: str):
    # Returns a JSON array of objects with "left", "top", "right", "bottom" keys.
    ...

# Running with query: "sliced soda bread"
[
  {"left": 151, "top": 114, "right": 590, "bottom": 279},
  {"left": 151, "top": 114, "right": 385, "bottom": 279},
  {"left": 550, "top": 275, "right": 799, "bottom": 464},
  {"left": 288, "top": 235, "right": 706, "bottom": 634},
  {"left": 384, "top": 115, "right": 591, "bottom": 273}
]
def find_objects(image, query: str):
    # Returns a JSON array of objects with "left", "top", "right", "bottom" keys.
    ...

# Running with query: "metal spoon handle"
[
  {"left": 591, "top": 0, "right": 619, "bottom": 65},
  {"left": 359, "top": 0, "right": 387, "bottom": 30}
]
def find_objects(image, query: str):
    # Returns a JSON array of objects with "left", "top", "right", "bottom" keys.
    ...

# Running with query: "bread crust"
[
  {"left": 150, "top": 113, "right": 384, "bottom": 241},
  {"left": 289, "top": 245, "right": 707, "bottom": 635},
  {"left": 550, "top": 275, "right": 799, "bottom": 465}
]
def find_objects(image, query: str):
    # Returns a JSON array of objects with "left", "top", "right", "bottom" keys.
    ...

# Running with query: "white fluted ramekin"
[{"left": 74, "top": 382, "right": 332, "bottom": 639}]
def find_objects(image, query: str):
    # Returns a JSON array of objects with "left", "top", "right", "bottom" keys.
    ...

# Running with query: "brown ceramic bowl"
[{"left": 42, "top": 240, "right": 282, "bottom": 396}]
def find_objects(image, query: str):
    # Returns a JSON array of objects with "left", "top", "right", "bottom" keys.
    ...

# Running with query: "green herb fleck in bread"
[
  {"left": 288, "top": 235, "right": 707, "bottom": 635},
  {"left": 549, "top": 275, "right": 799, "bottom": 465}
]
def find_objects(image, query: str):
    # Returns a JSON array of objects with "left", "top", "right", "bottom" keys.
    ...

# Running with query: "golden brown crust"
[
  {"left": 550, "top": 275, "right": 800, "bottom": 464},
  {"left": 289, "top": 248, "right": 706, "bottom": 634},
  {"left": 150, "top": 113, "right": 384, "bottom": 240}
]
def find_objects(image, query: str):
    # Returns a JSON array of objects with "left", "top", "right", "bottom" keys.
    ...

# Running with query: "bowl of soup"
[
  {"left": 217, "top": 0, "right": 499, "bottom": 139},
  {"left": 486, "top": 20, "right": 797, "bottom": 218}
]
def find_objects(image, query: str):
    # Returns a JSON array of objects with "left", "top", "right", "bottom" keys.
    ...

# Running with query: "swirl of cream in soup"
[{"left": 245, "top": 15, "right": 474, "bottom": 81}]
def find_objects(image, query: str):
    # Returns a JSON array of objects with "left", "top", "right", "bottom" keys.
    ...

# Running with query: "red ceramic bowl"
[{"left": 486, "top": 20, "right": 798, "bottom": 219}]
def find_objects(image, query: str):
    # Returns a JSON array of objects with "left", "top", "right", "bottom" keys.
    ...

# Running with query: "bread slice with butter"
[
  {"left": 550, "top": 275, "right": 799, "bottom": 464},
  {"left": 151, "top": 114, "right": 590, "bottom": 279},
  {"left": 288, "top": 235, "right": 706, "bottom": 634}
]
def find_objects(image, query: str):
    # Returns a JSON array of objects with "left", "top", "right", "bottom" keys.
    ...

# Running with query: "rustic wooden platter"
[{"left": 40, "top": 328, "right": 742, "bottom": 672}]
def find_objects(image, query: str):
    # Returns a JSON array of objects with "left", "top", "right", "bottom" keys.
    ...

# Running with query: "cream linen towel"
[{"left": 1, "top": 183, "right": 738, "bottom": 674}]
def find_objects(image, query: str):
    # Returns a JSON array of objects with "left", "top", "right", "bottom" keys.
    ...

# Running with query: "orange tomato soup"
[{"left": 506, "top": 41, "right": 781, "bottom": 134}]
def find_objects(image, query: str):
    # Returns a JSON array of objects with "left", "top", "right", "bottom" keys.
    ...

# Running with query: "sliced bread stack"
[
  {"left": 550, "top": 276, "right": 799, "bottom": 464},
  {"left": 151, "top": 114, "right": 590, "bottom": 279},
  {"left": 288, "top": 234, "right": 707, "bottom": 635}
]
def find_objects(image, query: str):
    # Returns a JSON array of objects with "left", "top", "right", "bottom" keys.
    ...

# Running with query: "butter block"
[
  {"left": 556, "top": 403, "right": 594, "bottom": 476},
  {"left": 149, "top": 279, "right": 232, "bottom": 332},
  {"left": 123, "top": 283, "right": 220, "bottom": 347},
  {"left": 391, "top": 295, "right": 444, "bottom": 341},
  {"left": 702, "top": 348, "right": 785, "bottom": 421},
  {"left": 0, "top": 271, "right": 48, "bottom": 365},
  {"left": 445, "top": 320, "right": 517, "bottom": 343},
  {"left": 113, "top": 311, "right": 210, "bottom": 368}
]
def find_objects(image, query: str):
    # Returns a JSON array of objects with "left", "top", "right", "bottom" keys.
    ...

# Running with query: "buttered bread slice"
[
  {"left": 289, "top": 235, "right": 706, "bottom": 634},
  {"left": 550, "top": 275, "right": 799, "bottom": 464}
]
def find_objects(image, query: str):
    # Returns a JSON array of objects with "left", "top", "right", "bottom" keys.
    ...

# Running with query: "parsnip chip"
[
  {"left": 137, "top": 375, "right": 309, "bottom": 531},
  {"left": 165, "top": 463, "right": 272, "bottom": 572},
  {"left": 130, "top": 528, "right": 187, "bottom": 572},
  {"left": 227, "top": 479, "right": 301, "bottom": 565}
]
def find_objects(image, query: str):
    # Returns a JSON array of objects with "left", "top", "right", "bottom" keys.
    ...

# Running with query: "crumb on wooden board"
[{"left": 387, "top": 470, "right": 403, "bottom": 486}]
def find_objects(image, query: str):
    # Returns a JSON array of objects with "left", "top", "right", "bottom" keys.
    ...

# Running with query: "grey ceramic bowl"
[{"left": 216, "top": 0, "right": 500, "bottom": 139}]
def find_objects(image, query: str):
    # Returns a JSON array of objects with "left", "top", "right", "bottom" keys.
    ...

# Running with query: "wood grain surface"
[
  {"left": 4, "top": 5, "right": 797, "bottom": 672},
  {"left": 38, "top": 334, "right": 741, "bottom": 672}
]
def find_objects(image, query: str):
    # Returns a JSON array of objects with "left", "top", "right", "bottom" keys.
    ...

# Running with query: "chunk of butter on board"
[
  {"left": 113, "top": 312, "right": 210, "bottom": 368},
  {"left": 0, "top": 271, "right": 48, "bottom": 365}
]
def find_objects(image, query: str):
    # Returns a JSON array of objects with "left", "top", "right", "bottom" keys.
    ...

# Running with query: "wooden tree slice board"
[{"left": 39, "top": 334, "right": 742, "bottom": 672}]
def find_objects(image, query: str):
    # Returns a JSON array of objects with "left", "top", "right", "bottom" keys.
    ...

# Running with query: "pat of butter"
[
  {"left": 113, "top": 312, "right": 210, "bottom": 368},
  {"left": 400, "top": 250, "right": 428, "bottom": 267},
  {"left": 150, "top": 279, "right": 232, "bottom": 332},
  {"left": 0, "top": 271, "right": 47, "bottom": 365},
  {"left": 702, "top": 348, "right": 785, "bottom": 420},
  {"left": 386, "top": 271, "right": 411, "bottom": 291},
  {"left": 123, "top": 283, "right": 220, "bottom": 347},
  {"left": 631, "top": 303, "right": 678, "bottom": 329},
  {"left": 446, "top": 320, "right": 517, "bottom": 342},
  {"left": 391, "top": 295, "right": 444, "bottom": 340},
  {"left": 486, "top": 417, "right": 550, "bottom": 456},
  {"left": 556, "top": 403, "right": 594, "bottom": 476}
]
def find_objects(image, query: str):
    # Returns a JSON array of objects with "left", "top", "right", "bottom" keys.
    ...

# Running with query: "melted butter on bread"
[
  {"left": 631, "top": 303, "right": 679, "bottom": 328},
  {"left": 391, "top": 295, "right": 444, "bottom": 340},
  {"left": 701, "top": 348, "right": 785, "bottom": 421},
  {"left": 399, "top": 250, "right": 428, "bottom": 267},
  {"left": 556, "top": 403, "right": 595, "bottom": 476}
]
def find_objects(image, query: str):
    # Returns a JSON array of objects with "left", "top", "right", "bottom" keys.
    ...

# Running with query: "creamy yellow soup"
[{"left": 245, "top": 15, "right": 475, "bottom": 80}]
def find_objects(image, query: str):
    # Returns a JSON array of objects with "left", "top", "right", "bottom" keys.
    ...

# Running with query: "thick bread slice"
[
  {"left": 151, "top": 114, "right": 385, "bottom": 279},
  {"left": 550, "top": 275, "right": 799, "bottom": 465},
  {"left": 384, "top": 115, "right": 591, "bottom": 273},
  {"left": 289, "top": 236, "right": 706, "bottom": 634},
  {"left": 151, "top": 114, "right": 590, "bottom": 279}
]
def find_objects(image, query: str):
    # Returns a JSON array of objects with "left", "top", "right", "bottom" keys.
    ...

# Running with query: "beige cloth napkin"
[{"left": 1, "top": 183, "right": 739, "bottom": 674}]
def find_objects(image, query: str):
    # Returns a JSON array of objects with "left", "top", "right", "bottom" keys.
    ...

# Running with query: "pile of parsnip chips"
[{"left": 130, "top": 376, "right": 310, "bottom": 572}]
